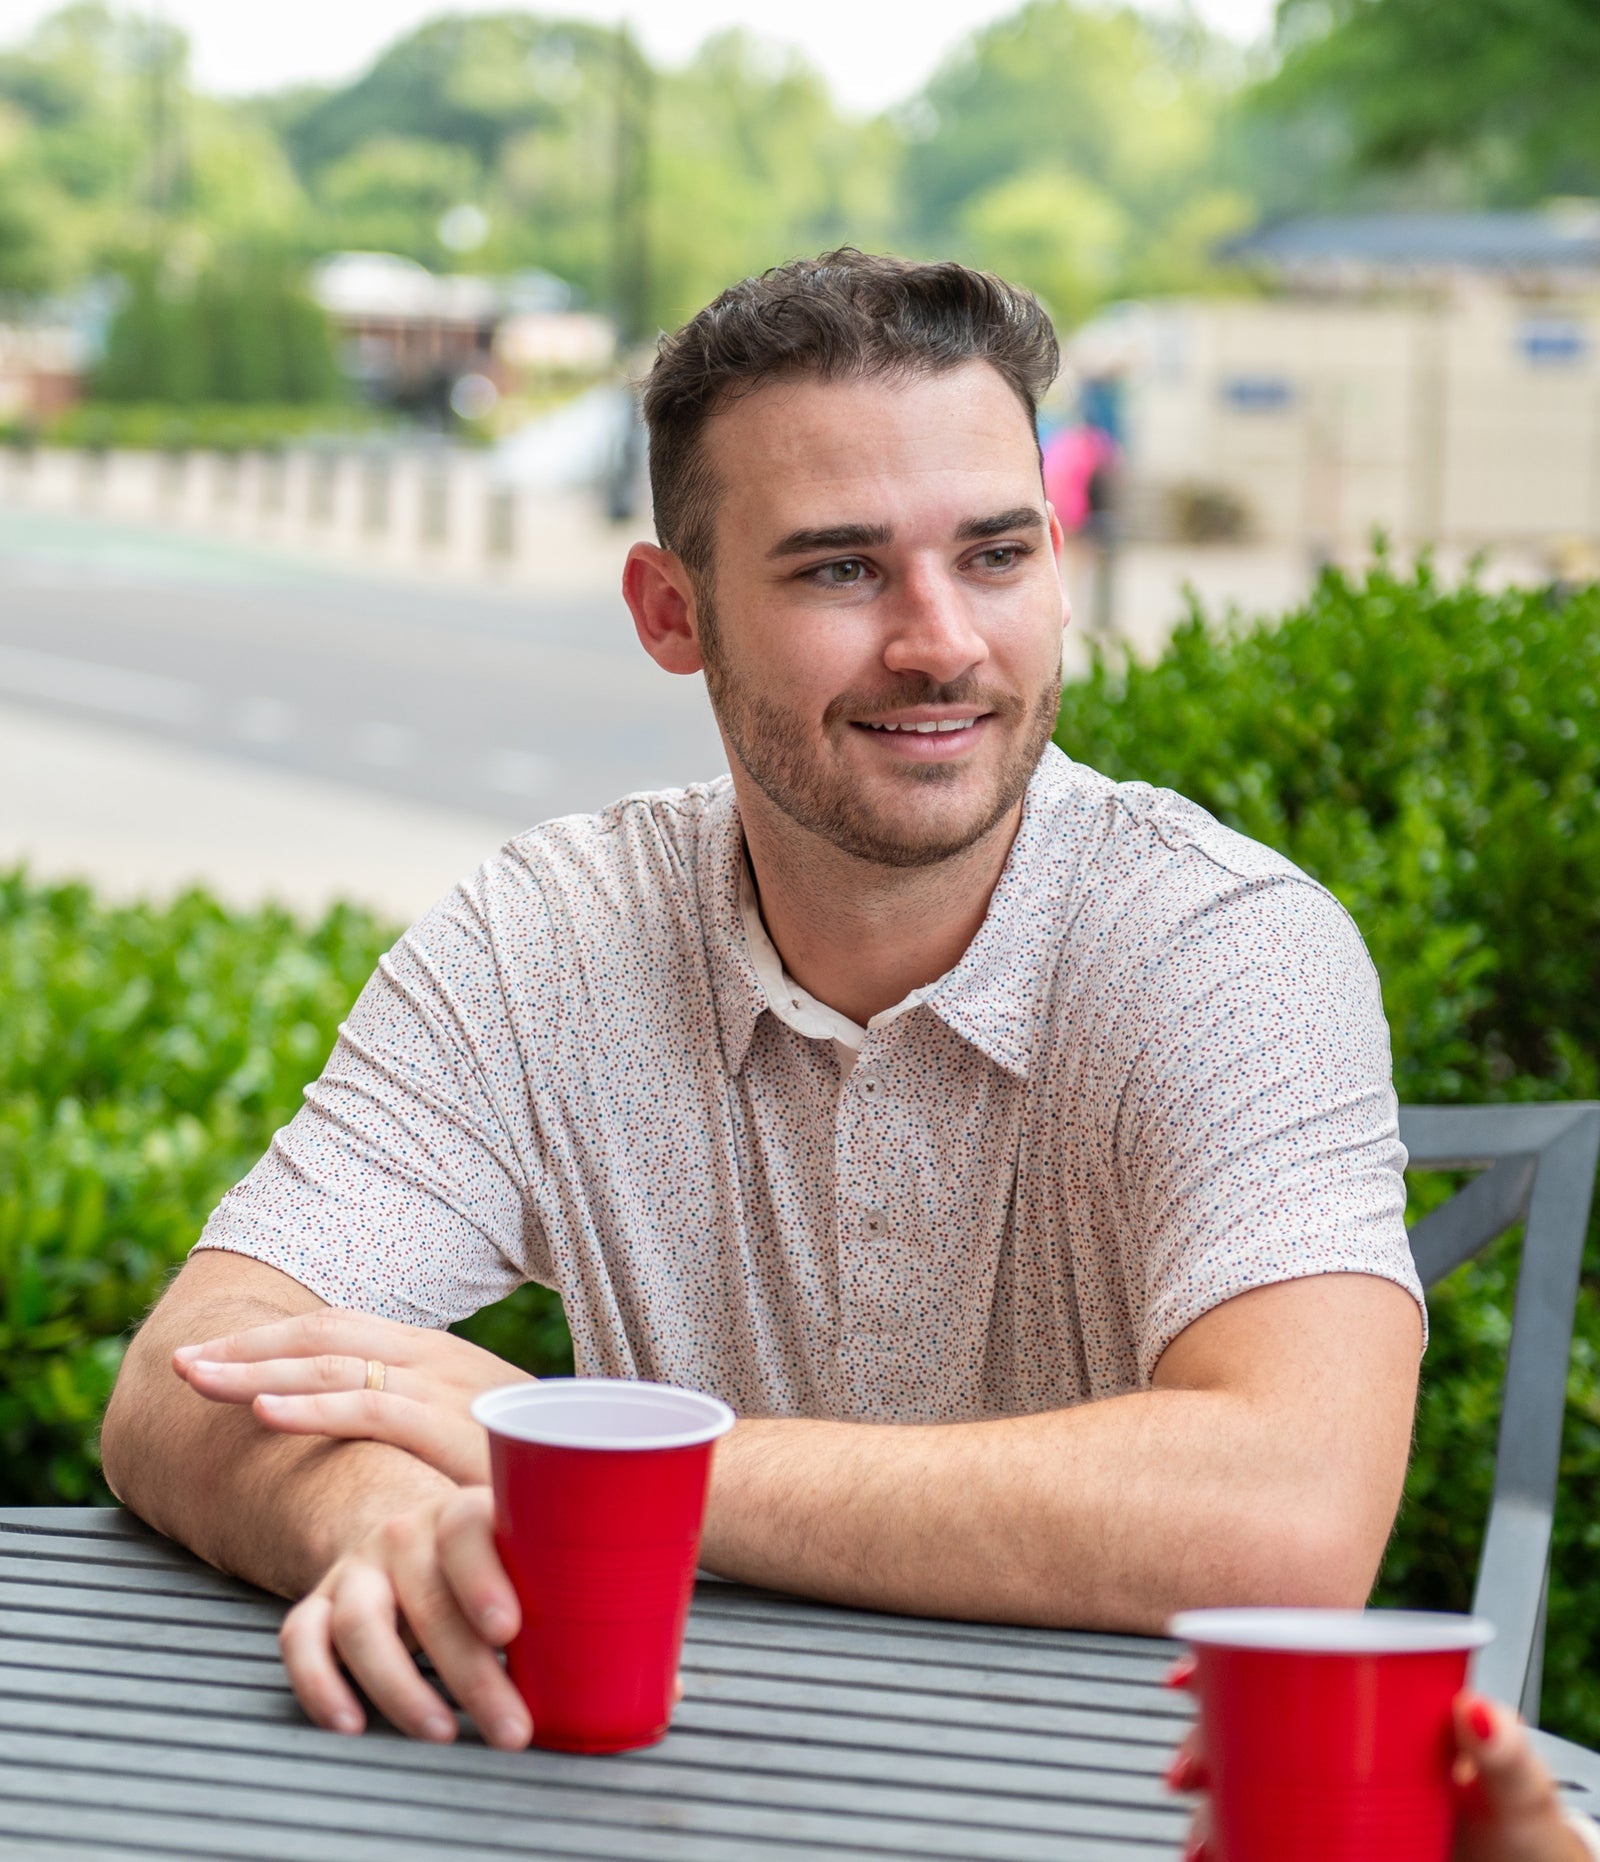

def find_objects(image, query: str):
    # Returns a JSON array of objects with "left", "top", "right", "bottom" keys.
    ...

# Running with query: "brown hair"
[{"left": 641, "top": 248, "right": 1060, "bottom": 578}]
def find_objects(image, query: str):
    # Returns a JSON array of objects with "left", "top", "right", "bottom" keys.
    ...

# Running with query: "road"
[{"left": 0, "top": 505, "right": 726, "bottom": 831}]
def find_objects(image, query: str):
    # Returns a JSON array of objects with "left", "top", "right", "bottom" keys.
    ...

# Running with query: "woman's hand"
[
  {"left": 173, "top": 1308, "right": 531, "bottom": 1486},
  {"left": 1452, "top": 1694, "right": 1595, "bottom": 1862}
]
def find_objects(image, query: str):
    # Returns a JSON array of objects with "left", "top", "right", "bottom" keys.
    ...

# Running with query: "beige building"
[{"left": 1081, "top": 208, "right": 1600, "bottom": 555}]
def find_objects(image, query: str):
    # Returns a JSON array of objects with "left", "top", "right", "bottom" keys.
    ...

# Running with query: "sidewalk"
[{"left": 0, "top": 701, "right": 506, "bottom": 925}]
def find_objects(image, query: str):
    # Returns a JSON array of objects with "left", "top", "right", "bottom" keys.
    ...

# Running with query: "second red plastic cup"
[
  {"left": 472, "top": 1378, "right": 736, "bottom": 1754},
  {"left": 1168, "top": 1607, "right": 1495, "bottom": 1862}
]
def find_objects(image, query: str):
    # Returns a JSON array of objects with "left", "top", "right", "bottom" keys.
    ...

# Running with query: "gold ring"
[{"left": 364, "top": 1359, "right": 386, "bottom": 1393}]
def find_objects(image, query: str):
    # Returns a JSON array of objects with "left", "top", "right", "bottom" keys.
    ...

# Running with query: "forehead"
[{"left": 700, "top": 361, "right": 1040, "bottom": 546}]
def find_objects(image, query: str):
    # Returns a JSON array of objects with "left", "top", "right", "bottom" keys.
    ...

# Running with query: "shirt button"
[
  {"left": 863, "top": 1210, "right": 885, "bottom": 1237},
  {"left": 860, "top": 1076, "right": 879, "bottom": 1096}
]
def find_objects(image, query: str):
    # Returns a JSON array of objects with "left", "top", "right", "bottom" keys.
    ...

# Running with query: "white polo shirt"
[{"left": 196, "top": 745, "right": 1424, "bottom": 1422}]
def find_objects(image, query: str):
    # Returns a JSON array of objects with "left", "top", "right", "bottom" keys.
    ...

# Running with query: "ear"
[
  {"left": 1045, "top": 501, "right": 1072, "bottom": 636},
  {"left": 624, "top": 542, "right": 705, "bottom": 676}
]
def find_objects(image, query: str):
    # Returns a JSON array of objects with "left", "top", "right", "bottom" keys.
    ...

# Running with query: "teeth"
[{"left": 867, "top": 718, "right": 976, "bottom": 733}]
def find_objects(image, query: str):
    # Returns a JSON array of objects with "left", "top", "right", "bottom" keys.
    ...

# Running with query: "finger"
[
  {"left": 278, "top": 1590, "right": 367, "bottom": 1736},
  {"left": 252, "top": 1390, "right": 491, "bottom": 1484},
  {"left": 395, "top": 1500, "right": 530, "bottom": 1749},
  {"left": 327, "top": 1546, "right": 458, "bottom": 1743},
  {"left": 174, "top": 1310, "right": 411, "bottom": 1369},
  {"left": 436, "top": 1488, "right": 520, "bottom": 1648},
  {"left": 182, "top": 1354, "right": 385, "bottom": 1403},
  {"left": 1454, "top": 1693, "right": 1562, "bottom": 1824}
]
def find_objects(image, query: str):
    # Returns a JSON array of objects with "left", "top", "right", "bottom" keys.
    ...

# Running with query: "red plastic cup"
[
  {"left": 1167, "top": 1607, "right": 1495, "bottom": 1862},
  {"left": 471, "top": 1378, "right": 735, "bottom": 1754}
]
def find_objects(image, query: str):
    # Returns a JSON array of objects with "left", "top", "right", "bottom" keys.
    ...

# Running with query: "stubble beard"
[{"left": 697, "top": 587, "right": 1062, "bottom": 870}]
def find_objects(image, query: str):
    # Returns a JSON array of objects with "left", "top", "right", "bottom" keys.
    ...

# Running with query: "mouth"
[{"left": 848, "top": 712, "right": 992, "bottom": 756}]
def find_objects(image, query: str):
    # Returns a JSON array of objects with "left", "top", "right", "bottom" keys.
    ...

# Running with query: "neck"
[{"left": 736, "top": 783, "right": 1026, "bottom": 1030}]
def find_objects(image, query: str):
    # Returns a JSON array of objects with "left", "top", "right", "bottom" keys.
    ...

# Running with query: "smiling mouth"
[{"left": 856, "top": 717, "right": 987, "bottom": 734}]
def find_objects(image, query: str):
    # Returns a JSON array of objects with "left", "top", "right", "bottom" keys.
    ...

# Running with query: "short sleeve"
[
  {"left": 194, "top": 865, "right": 551, "bottom": 1326},
  {"left": 1114, "top": 874, "right": 1425, "bottom": 1380}
]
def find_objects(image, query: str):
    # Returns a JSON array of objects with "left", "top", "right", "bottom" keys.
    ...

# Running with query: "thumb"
[{"left": 1455, "top": 1693, "right": 1562, "bottom": 1826}]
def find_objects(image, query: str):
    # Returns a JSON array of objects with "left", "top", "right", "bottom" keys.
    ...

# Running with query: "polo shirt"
[{"left": 195, "top": 745, "right": 1424, "bottom": 1423}]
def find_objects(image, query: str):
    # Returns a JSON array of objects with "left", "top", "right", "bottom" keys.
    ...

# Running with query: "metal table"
[{"left": 4, "top": 1509, "right": 1600, "bottom": 1861}]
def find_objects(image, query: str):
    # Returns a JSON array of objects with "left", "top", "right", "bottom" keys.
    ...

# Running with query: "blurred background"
[
  {"left": 2, "top": 0, "right": 1597, "bottom": 915},
  {"left": 3, "top": 0, "right": 1600, "bottom": 1743}
]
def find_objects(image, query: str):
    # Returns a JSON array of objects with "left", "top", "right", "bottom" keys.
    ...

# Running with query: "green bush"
[
  {"left": 1054, "top": 554, "right": 1600, "bottom": 1745},
  {"left": 0, "top": 877, "right": 569, "bottom": 1507},
  {"left": 15, "top": 402, "right": 388, "bottom": 454}
]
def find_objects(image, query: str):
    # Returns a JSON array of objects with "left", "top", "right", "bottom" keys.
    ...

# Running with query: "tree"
[
  {"left": 897, "top": 1, "right": 1249, "bottom": 326},
  {"left": 1263, "top": 0, "right": 1600, "bottom": 199}
]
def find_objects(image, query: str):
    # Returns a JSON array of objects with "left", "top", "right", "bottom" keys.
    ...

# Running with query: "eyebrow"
[{"left": 766, "top": 506, "right": 1045, "bottom": 560}]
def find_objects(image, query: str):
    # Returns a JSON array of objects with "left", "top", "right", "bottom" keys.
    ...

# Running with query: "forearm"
[
  {"left": 700, "top": 1387, "right": 1378, "bottom": 1631},
  {"left": 101, "top": 1271, "right": 452, "bottom": 1599}
]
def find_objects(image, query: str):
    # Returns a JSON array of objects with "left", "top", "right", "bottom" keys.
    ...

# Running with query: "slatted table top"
[
  {"left": 0, "top": 1506, "right": 1200, "bottom": 1860},
  {"left": 4, "top": 1509, "right": 1600, "bottom": 1862}
]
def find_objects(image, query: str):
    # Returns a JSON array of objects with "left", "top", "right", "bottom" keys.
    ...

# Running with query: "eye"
[
  {"left": 973, "top": 544, "right": 1027, "bottom": 570},
  {"left": 811, "top": 558, "right": 869, "bottom": 586}
]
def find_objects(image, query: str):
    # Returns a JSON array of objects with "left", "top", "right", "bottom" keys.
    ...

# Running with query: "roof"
[{"left": 1222, "top": 207, "right": 1600, "bottom": 276}]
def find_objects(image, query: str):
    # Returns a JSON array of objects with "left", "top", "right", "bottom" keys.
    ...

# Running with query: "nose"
[{"left": 880, "top": 560, "right": 989, "bottom": 684}]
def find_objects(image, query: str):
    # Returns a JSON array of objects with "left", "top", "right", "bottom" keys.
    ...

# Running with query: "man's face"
[{"left": 692, "top": 361, "right": 1068, "bottom": 868}]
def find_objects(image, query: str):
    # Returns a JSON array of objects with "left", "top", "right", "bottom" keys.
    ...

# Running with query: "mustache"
[{"left": 823, "top": 678, "right": 1023, "bottom": 726}]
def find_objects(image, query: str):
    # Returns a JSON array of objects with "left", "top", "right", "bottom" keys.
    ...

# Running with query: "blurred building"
[
  {"left": 1087, "top": 205, "right": 1600, "bottom": 554},
  {"left": 310, "top": 253, "right": 614, "bottom": 418}
]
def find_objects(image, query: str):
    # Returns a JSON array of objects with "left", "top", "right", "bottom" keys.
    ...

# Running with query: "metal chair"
[{"left": 1399, "top": 1102, "right": 1600, "bottom": 1721}]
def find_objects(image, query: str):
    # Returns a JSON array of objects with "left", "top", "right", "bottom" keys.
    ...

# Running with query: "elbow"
[{"left": 1217, "top": 1505, "right": 1385, "bottom": 1612}]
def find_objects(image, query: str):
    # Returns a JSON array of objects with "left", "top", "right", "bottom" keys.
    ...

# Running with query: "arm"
[
  {"left": 698, "top": 1271, "right": 1421, "bottom": 1628},
  {"left": 100, "top": 1250, "right": 453, "bottom": 1598},
  {"left": 102, "top": 1249, "right": 533, "bottom": 1749}
]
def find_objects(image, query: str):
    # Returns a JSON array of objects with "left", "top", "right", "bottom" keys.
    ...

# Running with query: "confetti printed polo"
[{"left": 196, "top": 745, "right": 1425, "bottom": 1423}]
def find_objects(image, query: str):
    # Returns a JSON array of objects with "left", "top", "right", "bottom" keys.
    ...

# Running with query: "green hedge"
[
  {"left": 1, "top": 557, "right": 1596, "bottom": 1739},
  {"left": 1054, "top": 554, "right": 1600, "bottom": 1745},
  {"left": 0, "top": 880, "right": 569, "bottom": 1506}
]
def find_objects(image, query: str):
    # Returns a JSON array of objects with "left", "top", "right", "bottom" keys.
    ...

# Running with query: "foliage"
[
  {"left": 903, "top": 2, "right": 1254, "bottom": 321},
  {"left": 0, "top": 0, "right": 1270, "bottom": 344},
  {"left": 1055, "top": 556, "right": 1600, "bottom": 1744},
  {"left": 0, "top": 876, "right": 568, "bottom": 1507},
  {"left": 10, "top": 400, "right": 386, "bottom": 452},
  {"left": 1262, "top": 0, "right": 1600, "bottom": 200},
  {"left": 94, "top": 253, "right": 341, "bottom": 406}
]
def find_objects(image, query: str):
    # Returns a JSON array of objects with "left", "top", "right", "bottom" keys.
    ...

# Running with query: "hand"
[
  {"left": 1452, "top": 1693, "right": 1594, "bottom": 1862},
  {"left": 173, "top": 1308, "right": 531, "bottom": 1486},
  {"left": 1165, "top": 1692, "right": 1592, "bottom": 1862},
  {"left": 280, "top": 1484, "right": 531, "bottom": 1748}
]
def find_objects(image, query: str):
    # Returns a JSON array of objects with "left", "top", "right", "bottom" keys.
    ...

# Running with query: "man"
[{"left": 101, "top": 250, "right": 1425, "bottom": 1754}]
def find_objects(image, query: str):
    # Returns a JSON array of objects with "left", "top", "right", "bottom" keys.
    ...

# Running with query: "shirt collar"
[
  {"left": 913, "top": 744, "right": 1085, "bottom": 1082},
  {"left": 702, "top": 745, "right": 1083, "bottom": 1082}
]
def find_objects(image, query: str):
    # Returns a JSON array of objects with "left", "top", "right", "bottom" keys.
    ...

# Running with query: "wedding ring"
[{"left": 364, "top": 1359, "right": 387, "bottom": 1393}]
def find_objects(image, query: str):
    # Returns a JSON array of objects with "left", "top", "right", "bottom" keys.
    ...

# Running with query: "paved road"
[{"left": 0, "top": 506, "right": 727, "bottom": 835}]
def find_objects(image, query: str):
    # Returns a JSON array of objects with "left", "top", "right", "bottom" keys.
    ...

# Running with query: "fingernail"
[
  {"left": 189, "top": 1360, "right": 223, "bottom": 1375},
  {"left": 173, "top": 1344, "right": 201, "bottom": 1362},
  {"left": 1468, "top": 1698, "right": 1495, "bottom": 1742},
  {"left": 422, "top": 1715, "right": 455, "bottom": 1742},
  {"left": 482, "top": 1605, "right": 513, "bottom": 1642},
  {"left": 331, "top": 1711, "right": 362, "bottom": 1735},
  {"left": 255, "top": 1394, "right": 285, "bottom": 1410},
  {"left": 491, "top": 1715, "right": 528, "bottom": 1749},
  {"left": 1165, "top": 1753, "right": 1203, "bottom": 1793},
  {"left": 1165, "top": 1656, "right": 1198, "bottom": 1690}
]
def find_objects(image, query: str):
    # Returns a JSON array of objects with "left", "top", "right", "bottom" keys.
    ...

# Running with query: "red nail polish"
[
  {"left": 1468, "top": 1698, "right": 1495, "bottom": 1742},
  {"left": 1165, "top": 1655, "right": 1198, "bottom": 1690}
]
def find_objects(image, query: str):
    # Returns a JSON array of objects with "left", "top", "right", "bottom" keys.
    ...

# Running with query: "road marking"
[
  {"left": 0, "top": 642, "right": 201, "bottom": 726},
  {"left": 483, "top": 748, "right": 554, "bottom": 797}
]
